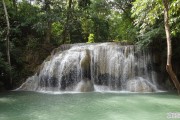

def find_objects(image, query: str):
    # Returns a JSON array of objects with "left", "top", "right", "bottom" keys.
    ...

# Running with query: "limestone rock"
[
  {"left": 80, "top": 49, "right": 91, "bottom": 79},
  {"left": 16, "top": 75, "right": 39, "bottom": 91},
  {"left": 126, "top": 77, "right": 157, "bottom": 92},
  {"left": 76, "top": 78, "right": 94, "bottom": 92}
]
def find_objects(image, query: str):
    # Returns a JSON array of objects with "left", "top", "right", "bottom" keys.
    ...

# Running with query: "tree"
[
  {"left": 87, "top": 33, "right": 94, "bottom": 43},
  {"left": 131, "top": 0, "right": 180, "bottom": 93},
  {"left": 108, "top": 0, "right": 136, "bottom": 42},
  {"left": 2, "top": 0, "right": 12, "bottom": 87},
  {"left": 62, "top": 0, "right": 72, "bottom": 43},
  {"left": 109, "top": 0, "right": 133, "bottom": 18},
  {"left": 89, "top": 0, "right": 111, "bottom": 42},
  {"left": 162, "top": 0, "right": 180, "bottom": 94},
  {"left": 44, "top": 0, "right": 52, "bottom": 44},
  {"left": 78, "top": 0, "right": 91, "bottom": 9}
]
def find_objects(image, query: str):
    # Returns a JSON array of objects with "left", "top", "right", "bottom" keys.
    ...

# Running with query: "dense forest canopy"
[{"left": 0, "top": 0, "right": 180, "bottom": 91}]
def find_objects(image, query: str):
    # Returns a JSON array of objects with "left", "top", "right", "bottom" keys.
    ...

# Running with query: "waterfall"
[{"left": 17, "top": 43, "right": 159, "bottom": 92}]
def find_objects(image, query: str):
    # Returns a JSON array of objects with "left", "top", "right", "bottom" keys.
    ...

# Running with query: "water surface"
[{"left": 0, "top": 92, "right": 179, "bottom": 120}]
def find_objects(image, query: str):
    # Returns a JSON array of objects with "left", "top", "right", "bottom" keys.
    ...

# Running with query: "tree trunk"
[
  {"left": 163, "top": 0, "right": 180, "bottom": 94},
  {"left": 44, "top": 0, "right": 52, "bottom": 44},
  {"left": 45, "top": 21, "right": 52, "bottom": 43},
  {"left": 2, "top": 0, "right": 12, "bottom": 87},
  {"left": 62, "top": 0, "right": 72, "bottom": 43},
  {"left": 12, "top": 0, "right": 17, "bottom": 11}
]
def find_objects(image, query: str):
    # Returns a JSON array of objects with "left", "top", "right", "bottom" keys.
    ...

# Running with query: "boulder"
[
  {"left": 76, "top": 78, "right": 94, "bottom": 92},
  {"left": 126, "top": 77, "right": 157, "bottom": 92}
]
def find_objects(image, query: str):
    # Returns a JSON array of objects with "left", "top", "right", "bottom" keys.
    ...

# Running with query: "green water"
[{"left": 0, "top": 92, "right": 180, "bottom": 120}]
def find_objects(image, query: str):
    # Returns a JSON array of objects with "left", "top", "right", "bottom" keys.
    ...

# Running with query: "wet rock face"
[
  {"left": 78, "top": 49, "right": 94, "bottom": 92},
  {"left": 94, "top": 73, "right": 121, "bottom": 90},
  {"left": 95, "top": 74, "right": 109, "bottom": 85},
  {"left": 80, "top": 49, "right": 91, "bottom": 80},
  {"left": 60, "top": 69, "right": 80, "bottom": 90}
]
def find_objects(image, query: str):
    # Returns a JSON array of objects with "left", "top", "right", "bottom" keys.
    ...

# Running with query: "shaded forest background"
[{"left": 0, "top": 0, "right": 180, "bottom": 91}]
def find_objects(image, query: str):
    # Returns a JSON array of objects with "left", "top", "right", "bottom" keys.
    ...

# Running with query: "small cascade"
[{"left": 17, "top": 43, "right": 159, "bottom": 92}]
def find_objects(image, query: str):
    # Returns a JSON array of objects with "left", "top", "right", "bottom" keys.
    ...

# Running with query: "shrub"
[{"left": 87, "top": 34, "right": 95, "bottom": 43}]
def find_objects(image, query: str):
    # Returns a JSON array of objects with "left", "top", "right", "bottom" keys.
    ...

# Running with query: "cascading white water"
[{"left": 17, "top": 43, "right": 159, "bottom": 92}]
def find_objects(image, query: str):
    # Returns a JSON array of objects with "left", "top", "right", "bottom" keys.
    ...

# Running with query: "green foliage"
[
  {"left": 109, "top": 11, "right": 137, "bottom": 42},
  {"left": 170, "top": 0, "right": 180, "bottom": 36},
  {"left": 78, "top": 0, "right": 91, "bottom": 9},
  {"left": 131, "top": 0, "right": 163, "bottom": 34},
  {"left": 87, "top": 34, "right": 95, "bottom": 43},
  {"left": 88, "top": 0, "right": 111, "bottom": 42},
  {"left": 92, "top": 17, "right": 109, "bottom": 42},
  {"left": 131, "top": 0, "right": 180, "bottom": 46},
  {"left": 0, "top": 52, "right": 10, "bottom": 73},
  {"left": 80, "top": 17, "right": 94, "bottom": 41},
  {"left": 52, "top": 22, "right": 63, "bottom": 37},
  {"left": 136, "top": 25, "right": 165, "bottom": 48},
  {"left": 51, "top": 22, "right": 63, "bottom": 44}
]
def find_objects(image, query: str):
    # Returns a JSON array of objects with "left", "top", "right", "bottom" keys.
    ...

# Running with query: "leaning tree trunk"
[
  {"left": 2, "top": 0, "right": 12, "bottom": 87},
  {"left": 163, "top": 0, "right": 180, "bottom": 94}
]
